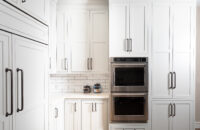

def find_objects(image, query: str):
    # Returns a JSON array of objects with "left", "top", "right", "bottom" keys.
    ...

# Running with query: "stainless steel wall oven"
[
  {"left": 111, "top": 93, "right": 148, "bottom": 122},
  {"left": 111, "top": 58, "right": 148, "bottom": 92}
]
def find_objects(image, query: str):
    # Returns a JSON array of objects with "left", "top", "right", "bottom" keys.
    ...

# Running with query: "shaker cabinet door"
[
  {"left": 129, "top": 2, "right": 147, "bottom": 56},
  {"left": 109, "top": 3, "right": 129, "bottom": 57},
  {"left": 0, "top": 31, "right": 12, "bottom": 130},
  {"left": 151, "top": 3, "right": 172, "bottom": 99},
  {"left": 172, "top": 4, "right": 192, "bottom": 99},
  {"left": 13, "top": 35, "right": 47, "bottom": 130}
]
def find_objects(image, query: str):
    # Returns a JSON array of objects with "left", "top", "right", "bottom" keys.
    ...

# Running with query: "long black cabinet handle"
[
  {"left": 5, "top": 68, "right": 13, "bottom": 117},
  {"left": 173, "top": 72, "right": 176, "bottom": 89},
  {"left": 17, "top": 68, "right": 24, "bottom": 112}
]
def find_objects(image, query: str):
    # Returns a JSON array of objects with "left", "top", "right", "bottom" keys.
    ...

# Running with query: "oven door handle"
[
  {"left": 112, "top": 63, "right": 147, "bottom": 67},
  {"left": 111, "top": 93, "right": 147, "bottom": 96}
]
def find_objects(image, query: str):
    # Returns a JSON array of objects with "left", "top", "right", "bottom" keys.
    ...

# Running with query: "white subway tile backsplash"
[{"left": 49, "top": 73, "right": 110, "bottom": 93}]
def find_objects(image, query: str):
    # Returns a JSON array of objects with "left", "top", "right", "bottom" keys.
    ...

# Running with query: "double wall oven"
[{"left": 110, "top": 58, "right": 148, "bottom": 122}]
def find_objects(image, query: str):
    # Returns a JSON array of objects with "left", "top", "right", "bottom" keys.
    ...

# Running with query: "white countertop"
[{"left": 49, "top": 93, "right": 110, "bottom": 104}]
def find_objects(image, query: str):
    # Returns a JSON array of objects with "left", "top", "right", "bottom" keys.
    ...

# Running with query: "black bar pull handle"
[
  {"left": 5, "top": 68, "right": 13, "bottom": 117},
  {"left": 17, "top": 68, "right": 24, "bottom": 112}
]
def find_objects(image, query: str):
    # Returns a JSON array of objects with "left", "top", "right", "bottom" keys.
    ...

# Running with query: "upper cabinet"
[
  {"left": 109, "top": 0, "right": 149, "bottom": 57},
  {"left": 151, "top": 1, "right": 195, "bottom": 99},
  {"left": 56, "top": 6, "right": 109, "bottom": 73},
  {"left": 3, "top": 0, "right": 49, "bottom": 24}
]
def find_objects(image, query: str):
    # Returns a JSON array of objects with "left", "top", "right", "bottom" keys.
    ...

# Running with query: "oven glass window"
[
  {"left": 115, "top": 67, "right": 144, "bottom": 86},
  {"left": 114, "top": 97, "right": 145, "bottom": 115}
]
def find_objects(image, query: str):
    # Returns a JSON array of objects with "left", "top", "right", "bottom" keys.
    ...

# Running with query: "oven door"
[
  {"left": 111, "top": 93, "right": 148, "bottom": 122},
  {"left": 111, "top": 63, "right": 148, "bottom": 92}
]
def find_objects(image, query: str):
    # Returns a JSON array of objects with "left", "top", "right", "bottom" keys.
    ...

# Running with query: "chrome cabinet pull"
[
  {"left": 173, "top": 103, "right": 176, "bottom": 117},
  {"left": 64, "top": 58, "right": 68, "bottom": 70},
  {"left": 128, "top": 38, "right": 132, "bottom": 52},
  {"left": 74, "top": 103, "right": 77, "bottom": 112},
  {"left": 17, "top": 68, "right": 24, "bottom": 112},
  {"left": 92, "top": 103, "right": 94, "bottom": 112},
  {"left": 95, "top": 103, "right": 97, "bottom": 112},
  {"left": 87, "top": 58, "right": 90, "bottom": 70},
  {"left": 169, "top": 72, "right": 173, "bottom": 89},
  {"left": 124, "top": 39, "right": 129, "bottom": 52},
  {"left": 55, "top": 107, "right": 58, "bottom": 118},
  {"left": 90, "top": 58, "right": 93, "bottom": 70},
  {"left": 5, "top": 68, "right": 13, "bottom": 117},
  {"left": 172, "top": 72, "right": 176, "bottom": 89}
]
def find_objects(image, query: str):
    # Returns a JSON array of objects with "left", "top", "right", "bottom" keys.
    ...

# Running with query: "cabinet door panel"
[
  {"left": 173, "top": 5, "right": 191, "bottom": 52},
  {"left": 172, "top": 102, "right": 191, "bottom": 130},
  {"left": 173, "top": 53, "right": 191, "bottom": 98},
  {"left": 65, "top": 100, "right": 81, "bottom": 130},
  {"left": 90, "top": 11, "right": 109, "bottom": 73},
  {"left": 82, "top": 101, "right": 93, "bottom": 130},
  {"left": 109, "top": 3, "right": 129, "bottom": 57},
  {"left": 92, "top": 100, "right": 108, "bottom": 130},
  {"left": 172, "top": 4, "right": 192, "bottom": 99},
  {"left": 13, "top": 36, "right": 47, "bottom": 130},
  {"left": 129, "top": 3, "right": 147, "bottom": 55},
  {"left": 69, "top": 10, "right": 90, "bottom": 72},
  {"left": 0, "top": 31, "right": 12, "bottom": 130},
  {"left": 3, "top": 0, "right": 18, "bottom": 5},
  {"left": 151, "top": 4, "right": 172, "bottom": 98},
  {"left": 152, "top": 101, "right": 172, "bottom": 130}
]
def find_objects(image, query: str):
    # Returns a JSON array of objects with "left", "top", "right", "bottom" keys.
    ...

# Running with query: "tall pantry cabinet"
[
  {"left": 0, "top": 31, "right": 48, "bottom": 130},
  {"left": 151, "top": 0, "right": 195, "bottom": 129}
]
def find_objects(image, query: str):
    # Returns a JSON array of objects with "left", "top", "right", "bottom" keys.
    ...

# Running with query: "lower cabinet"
[
  {"left": 109, "top": 124, "right": 148, "bottom": 130},
  {"left": 152, "top": 101, "right": 192, "bottom": 130},
  {"left": 65, "top": 99, "right": 108, "bottom": 130},
  {"left": 49, "top": 100, "right": 64, "bottom": 130}
]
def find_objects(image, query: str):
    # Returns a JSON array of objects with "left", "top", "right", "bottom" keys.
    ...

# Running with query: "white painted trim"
[{"left": 195, "top": 122, "right": 200, "bottom": 128}]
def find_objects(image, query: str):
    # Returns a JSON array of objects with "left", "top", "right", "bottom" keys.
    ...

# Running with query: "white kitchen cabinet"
[
  {"left": 0, "top": 30, "right": 48, "bottom": 130},
  {"left": 69, "top": 10, "right": 90, "bottom": 72},
  {"left": 65, "top": 100, "right": 81, "bottom": 130},
  {"left": 151, "top": 2, "right": 193, "bottom": 99},
  {"left": 0, "top": 31, "right": 12, "bottom": 130},
  {"left": 3, "top": 0, "right": 48, "bottom": 24},
  {"left": 13, "top": 35, "right": 48, "bottom": 130},
  {"left": 49, "top": 0, "right": 58, "bottom": 73},
  {"left": 64, "top": 99, "right": 108, "bottom": 130},
  {"left": 49, "top": 100, "right": 64, "bottom": 130},
  {"left": 109, "top": 0, "right": 149, "bottom": 57},
  {"left": 56, "top": 8, "right": 109, "bottom": 73},
  {"left": 82, "top": 100, "right": 108, "bottom": 130},
  {"left": 152, "top": 101, "right": 192, "bottom": 130}
]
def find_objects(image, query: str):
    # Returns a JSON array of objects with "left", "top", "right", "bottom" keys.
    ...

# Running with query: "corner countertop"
[{"left": 49, "top": 93, "right": 110, "bottom": 104}]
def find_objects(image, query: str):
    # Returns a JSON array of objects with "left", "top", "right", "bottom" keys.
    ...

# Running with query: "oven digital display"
[{"left": 115, "top": 67, "right": 144, "bottom": 86}]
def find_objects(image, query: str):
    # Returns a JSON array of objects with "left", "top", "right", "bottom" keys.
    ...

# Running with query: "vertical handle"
[
  {"left": 55, "top": 108, "right": 58, "bottom": 118},
  {"left": 90, "top": 58, "right": 93, "bottom": 70},
  {"left": 92, "top": 103, "right": 94, "bottom": 112},
  {"left": 64, "top": 58, "right": 68, "bottom": 70},
  {"left": 95, "top": 103, "right": 97, "bottom": 112},
  {"left": 17, "top": 68, "right": 24, "bottom": 112},
  {"left": 5, "top": 68, "right": 13, "bottom": 117},
  {"left": 172, "top": 72, "right": 176, "bottom": 89},
  {"left": 74, "top": 103, "right": 77, "bottom": 112},
  {"left": 173, "top": 103, "right": 176, "bottom": 117},
  {"left": 128, "top": 38, "right": 132, "bottom": 52},
  {"left": 124, "top": 39, "right": 128, "bottom": 52},
  {"left": 169, "top": 72, "right": 173, "bottom": 89},
  {"left": 87, "top": 58, "right": 90, "bottom": 70},
  {"left": 168, "top": 103, "right": 172, "bottom": 117}
]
